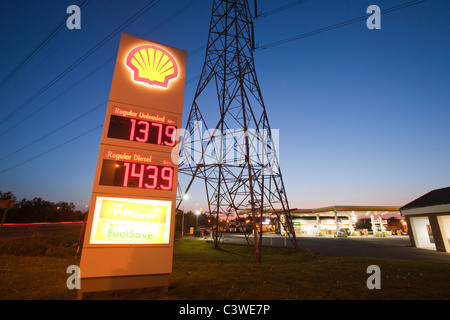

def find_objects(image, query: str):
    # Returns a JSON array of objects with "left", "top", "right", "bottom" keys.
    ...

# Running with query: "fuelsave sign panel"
[
  {"left": 90, "top": 197, "right": 172, "bottom": 245},
  {"left": 79, "top": 33, "right": 186, "bottom": 291}
]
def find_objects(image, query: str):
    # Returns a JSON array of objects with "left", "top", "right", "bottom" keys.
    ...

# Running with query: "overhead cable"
[
  {"left": 0, "top": 0, "right": 160, "bottom": 127},
  {"left": 0, "top": 0, "right": 92, "bottom": 91},
  {"left": 0, "top": 124, "right": 103, "bottom": 175},
  {"left": 255, "top": 0, "right": 428, "bottom": 51}
]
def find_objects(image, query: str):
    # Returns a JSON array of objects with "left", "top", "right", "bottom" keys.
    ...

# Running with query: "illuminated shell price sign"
[{"left": 79, "top": 33, "right": 186, "bottom": 295}]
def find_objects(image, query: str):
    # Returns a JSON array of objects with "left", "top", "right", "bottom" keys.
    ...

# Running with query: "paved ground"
[{"left": 216, "top": 233, "right": 450, "bottom": 264}]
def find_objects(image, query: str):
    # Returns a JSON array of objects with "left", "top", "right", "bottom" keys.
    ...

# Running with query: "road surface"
[{"left": 213, "top": 232, "right": 450, "bottom": 264}]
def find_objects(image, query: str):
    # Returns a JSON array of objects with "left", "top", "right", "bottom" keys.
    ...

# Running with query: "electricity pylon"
[{"left": 177, "top": 0, "right": 298, "bottom": 264}]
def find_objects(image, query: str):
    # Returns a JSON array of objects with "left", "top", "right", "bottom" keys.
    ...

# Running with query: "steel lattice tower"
[{"left": 177, "top": 0, "right": 298, "bottom": 263}]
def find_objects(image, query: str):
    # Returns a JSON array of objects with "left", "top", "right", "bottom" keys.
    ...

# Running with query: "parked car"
[
  {"left": 194, "top": 228, "right": 210, "bottom": 237},
  {"left": 334, "top": 230, "right": 348, "bottom": 237}
]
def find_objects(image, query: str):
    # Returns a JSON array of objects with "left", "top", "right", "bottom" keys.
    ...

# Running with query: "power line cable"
[
  {"left": 186, "top": 0, "right": 310, "bottom": 58},
  {"left": 186, "top": 75, "right": 201, "bottom": 85},
  {"left": 184, "top": 0, "right": 429, "bottom": 85},
  {"left": 0, "top": 0, "right": 200, "bottom": 162},
  {"left": 0, "top": 0, "right": 160, "bottom": 127},
  {"left": 188, "top": 45, "right": 207, "bottom": 58},
  {"left": 0, "top": 0, "right": 199, "bottom": 135},
  {"left": 0, "top": 124, "right": 103, "bottom": 175},
  {"left": 1, "top": 0, "right": 426, "bottom": 168},
  {"left": 0, "top": 1, "right": 433, "bottom": 179},
  {"left": 0, "top": 0, "right": 92, "bottom": 91},
  {"left": 255, "top": 0, "right": 429, "bottom": 51},
  {"left": 254, "top": 0, "right": 310, "bottom": 20},
  {"left": 0, "top": 57, "right": 114, "bottom": 138},
  {"left": 143, "top": 0, "right": 201, "bottom": 38},
  {"left": 0, "top": 101, "right": 106, "bottom": 161},
  {"left": 0, "top": 0, "right": 111, "bottom": 104}
]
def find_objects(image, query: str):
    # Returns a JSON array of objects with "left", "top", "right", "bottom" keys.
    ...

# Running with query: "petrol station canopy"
[{"left": 290, "top": 206, "right": 401, "bottom": 218}]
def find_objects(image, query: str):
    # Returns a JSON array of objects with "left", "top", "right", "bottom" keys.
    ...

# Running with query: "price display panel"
[
  {"left": 99, "top": 160, "right": 174, "bottom": 191},
  {"left": 92, "top": 146, "right": 177, "bottom": 198},
  {"left": 108, "top": 115, "right": 177, "bottom": 147},
  {"left": 102, "top": 103, "right": 181, "bottom": 151}
]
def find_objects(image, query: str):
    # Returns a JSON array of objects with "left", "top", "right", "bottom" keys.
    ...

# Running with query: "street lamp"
[{"left": 195, "top": 210, "right": 200, "bottom": 229}]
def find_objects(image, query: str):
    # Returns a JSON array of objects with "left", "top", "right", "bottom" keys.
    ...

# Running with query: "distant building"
[
  {"left": 400, "top": 186, "right": 450, "bottom": 253},
  {"left": 290, "top": 206, "right": 401, "bottom": 236}
]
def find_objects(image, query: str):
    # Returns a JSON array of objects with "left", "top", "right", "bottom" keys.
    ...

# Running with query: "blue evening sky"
[{"left": 0, "top": 0, "right": 448, "bottom": 212}]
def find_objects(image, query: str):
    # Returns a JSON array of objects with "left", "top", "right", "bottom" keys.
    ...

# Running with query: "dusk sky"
[{"left": 0, "top": 0, "right": 449, "bottom": 212}]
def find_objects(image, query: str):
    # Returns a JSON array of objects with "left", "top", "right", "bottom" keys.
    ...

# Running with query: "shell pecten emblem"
[{"left": 126, "top": 45, "right": 179, "bottom": 89}]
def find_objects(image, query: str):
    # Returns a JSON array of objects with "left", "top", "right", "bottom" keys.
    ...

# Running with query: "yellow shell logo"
[{"left": 126, "top": 45, "right": 178, "bottom": 89}]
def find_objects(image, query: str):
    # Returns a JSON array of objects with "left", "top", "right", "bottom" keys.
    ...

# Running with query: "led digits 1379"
[{"left": 108, "top": 114, "right": 177, "bottom": 146}]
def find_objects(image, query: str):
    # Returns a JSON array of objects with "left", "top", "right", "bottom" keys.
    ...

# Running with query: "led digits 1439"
[{"left": 99, "top": 160, "right": 174, "bottom": 191}]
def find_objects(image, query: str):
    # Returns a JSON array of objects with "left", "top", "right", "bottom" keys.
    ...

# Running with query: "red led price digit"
[
  {"left": 164, "top": 125, "right": 177, "bottom": 147},
  {"left": 123, "top": 162, "right": 130, "bottom": 187},
  {"left": 160, "top": 167, "right": 174, "bottom": 190},
  {"left": 131, "top": 163, "right": 145, "bottom": 188},
  {"left": 144, "top": 165, "right": 158, "bottom": 189},
  {"left": 129, "top": 119, "right": 136, "bottom": 141},
  {"left": 136, "top": 121, "right": 149, "bottom": 142},
  {"left": 151, "top": 122, "right": 163, "bottom": 145}
]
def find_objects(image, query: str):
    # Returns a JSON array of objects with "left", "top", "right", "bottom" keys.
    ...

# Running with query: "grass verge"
[{"left": 0, "top": 233, "right": 449, "bottom": 300}]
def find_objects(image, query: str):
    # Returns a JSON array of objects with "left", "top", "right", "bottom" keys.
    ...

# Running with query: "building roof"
[
  {"left": 292, "top": 206, "right": 400, "bottom": 214},
  {"left": 289, "top": 206, "right": 400, "bottom": 218},
  {"left": 240, "top": 206, "right": 400, "bottom": 215},
  {"left": 401, "top": 186, "right": 450, "bottom": 210}
]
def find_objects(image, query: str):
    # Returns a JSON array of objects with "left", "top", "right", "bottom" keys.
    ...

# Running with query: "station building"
[
  {"left": 290, "top": 206, "right": 401, "bottom": 236},
  {"left": 400, "top": 186, "right": 450, "bottom": 253}
]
